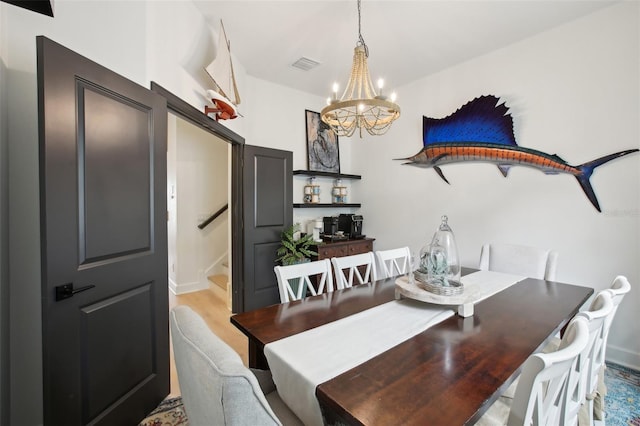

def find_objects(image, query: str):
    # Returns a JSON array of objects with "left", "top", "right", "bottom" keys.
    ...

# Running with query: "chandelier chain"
[{"left": 357, "top": 0, "right": 368, "bottom": 57}]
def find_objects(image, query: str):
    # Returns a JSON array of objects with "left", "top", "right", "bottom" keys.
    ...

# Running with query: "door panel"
[
  {"left": 81, "top": 284, "right": 154, "bottom": 420},
  {"left": 255, "top": 155, "right": 287, "bottom": 227},
  {"left": 80, "top": 81, "right": 153, "bottom": 262},
  {"left": 242, "top": 145, "right": 292, "bottom": 311},
  {"left": 38, "top": 36, "right": 168, "bottom": 425}
]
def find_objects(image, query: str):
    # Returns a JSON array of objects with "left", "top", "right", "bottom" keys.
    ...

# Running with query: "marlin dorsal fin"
[
  {"left": 423, "top": 95, "right": 516, "bottom": 147},
  {"left": 549, "top": 153, "right": 567, "bottom": 163}
]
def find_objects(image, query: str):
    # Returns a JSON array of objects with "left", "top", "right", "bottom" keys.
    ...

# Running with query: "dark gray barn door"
[
  {"left": 242, "top": 145, "right": 292, "bottom": 311},
  {"left": 37, "top": 36, "right": 169, "bottom": 425}
]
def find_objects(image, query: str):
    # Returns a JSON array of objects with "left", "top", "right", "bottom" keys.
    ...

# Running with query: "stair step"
[{"left": 208, "top": 274, "right": 228, "bottom": 291}]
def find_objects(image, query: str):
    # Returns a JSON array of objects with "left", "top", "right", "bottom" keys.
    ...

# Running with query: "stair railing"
[{"left": 197, "top": 203, "right": 229, "bottom": 230}]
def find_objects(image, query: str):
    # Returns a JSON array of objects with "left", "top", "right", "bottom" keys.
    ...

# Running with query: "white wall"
[{"left": 352, "top": 2, "right": 640, "bottom": 368}]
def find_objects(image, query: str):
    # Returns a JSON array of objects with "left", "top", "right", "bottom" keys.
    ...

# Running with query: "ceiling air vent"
[{"left": 291, "top": 57, "right": 321, "bottom": 71}]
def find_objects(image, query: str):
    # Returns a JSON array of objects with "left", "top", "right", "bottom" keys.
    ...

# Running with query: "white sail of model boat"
[{"left": 204, "top": 20, "right": 241, "bottom": 120}]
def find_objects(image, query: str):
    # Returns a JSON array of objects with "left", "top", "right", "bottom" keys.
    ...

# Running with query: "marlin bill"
[{"left": 398, "top": 95, "right": 638, "bottom": 212}]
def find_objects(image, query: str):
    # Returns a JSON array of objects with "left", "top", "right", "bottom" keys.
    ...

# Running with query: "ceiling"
[{"left": 192, "top": 0, "right": 617, "bottom": 99}]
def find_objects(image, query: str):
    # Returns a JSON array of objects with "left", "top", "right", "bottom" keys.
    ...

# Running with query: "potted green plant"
[{"left": 276, "top": 223, "right": 318, "bottom": 266}]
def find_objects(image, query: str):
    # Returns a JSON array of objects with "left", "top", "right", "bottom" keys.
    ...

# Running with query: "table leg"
[
  {"left": 248, "top": 340, "right": 269, "bottom": 370},
  {"left": 458, "top": 303, "right": 474, "bottom": 317}
]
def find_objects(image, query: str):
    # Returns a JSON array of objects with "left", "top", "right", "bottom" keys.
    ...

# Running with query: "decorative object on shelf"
[
  {"left": 276, "top": 223, "right": 318, "bottom": 266},
  {"left": 292, "top": 170, "right": 362, "bottom": 208},
  {"left": 332, "top": 179, "right": 348, "bottom": 203},
  {"left": 306, "top": 110, "right": 340, "bottom": 173},
  {"left": 303, "top": 177, "right": 321, "bottom": 203},
  {"left": 397, "top": 95, "right": 639, "bottom": 212},
  {"left": 320, "top": 0, "right": 400, "bottom": 138},
  {"left": 204, "top": 20, "right": 241, "bottom": 121},
  {"left": 416, "top": 215, "right": 462, "bottom": 294}
]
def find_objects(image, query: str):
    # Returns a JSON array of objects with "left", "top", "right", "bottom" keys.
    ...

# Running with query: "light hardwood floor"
[{"left": 168, "top": 275, "right": 248, "bottom": 396}]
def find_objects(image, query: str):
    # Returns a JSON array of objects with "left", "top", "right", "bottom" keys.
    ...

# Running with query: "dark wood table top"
[
  {"left": 230, "top": 272, "right": 397, "bottom": 348},
  {"left": 231, "top": 270, "right": 593, "bottom": 426}
]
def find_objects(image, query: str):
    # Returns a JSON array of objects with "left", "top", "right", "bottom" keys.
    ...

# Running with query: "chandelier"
[{"left": 321, "top": 0, "right": 400, "bottom": 138}]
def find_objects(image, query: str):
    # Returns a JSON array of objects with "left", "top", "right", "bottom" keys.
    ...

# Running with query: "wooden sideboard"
[{"left": 312, "top": 237, "right": 375, "bottom": 261}]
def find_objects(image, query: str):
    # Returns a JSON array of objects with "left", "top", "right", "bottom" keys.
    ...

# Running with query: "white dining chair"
[
  {"left": 375, "top": 246, "right": 411, "bottom": 279},
  {"left": 331, "top": 251, "right": 377, "bottom": 289},
  {"left": 170, "top": 306, "right": 303, "bottom": 426},
  {"left": 479, "top": 243, "right": 559, "bottom": 280},
  {"left": 477, "top": 315, "right": 590, "bottom": 426},
  {"left": 538, "top": 277, "right": 630, "bottom": 425},
  {"left": 568, "top": 291, "right": 612, "bottom": 426},
  {"left": 578, "top": 287, "right": 619, "bottom": 426},
  {"left": 274, "top": 259, "right": 334, "bottom": 303}
]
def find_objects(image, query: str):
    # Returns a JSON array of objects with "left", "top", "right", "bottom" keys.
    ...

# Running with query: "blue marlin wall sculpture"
[{"left": 398, "top": 95, "right": 638, "bottom": 212}]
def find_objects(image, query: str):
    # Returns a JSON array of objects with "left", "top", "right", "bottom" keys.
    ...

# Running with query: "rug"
[
  {"left": 138, "top": 396, "right": 188, "bottom": 426},
  {"left": 604, "top": 362, "right": 640, "bottom": 426},
  {"left": 139, "top": 363, "right": 640, "bottom": 426}
]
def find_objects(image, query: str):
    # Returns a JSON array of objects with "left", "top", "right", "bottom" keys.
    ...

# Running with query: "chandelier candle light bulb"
[{"left": 377, "top": 78, "right": 384, "bottom": 97}]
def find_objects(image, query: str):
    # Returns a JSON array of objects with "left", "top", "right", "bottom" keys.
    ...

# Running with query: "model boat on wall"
[
  {"left": 204, "top": 20, "right": 241, "bottom": 121},
  {"left": 398, "top": 95, "right": 638, "bottom": 212}
]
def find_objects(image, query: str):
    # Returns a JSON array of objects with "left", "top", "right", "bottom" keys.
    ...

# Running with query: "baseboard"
[
  {"left": 606, "top": 343, "right": 640, "bottom": 371},
  {"left": 169, "top": 277, "right": 209, "bottom": 295}
]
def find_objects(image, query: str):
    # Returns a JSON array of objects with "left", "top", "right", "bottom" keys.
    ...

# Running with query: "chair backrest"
[
  {"left": 507, "top": 316, "right": 589, "bottom": 426},
  {"left": 170, "top": 305, "right": 282, "bottom": 426},
  {"left": 479, "top": 243, "right": 559, "bottom": 281},
  {"left": 577, "top": 291, "right": 614, "bottom": 398},
  {"left": 331, "top": 251, "right": 377, "bottom": 289},
  {"left": 375, "top": 246, "right": 411, "bottom": 279},
  {"left": 602, "top": 275, "right": 631, "bottom": 346},
  {"left": 273, "top": 259, "right": 334, "bottom": 303},
  {"left": 559, "top": 292, "right": 612, "bottom": 424}
]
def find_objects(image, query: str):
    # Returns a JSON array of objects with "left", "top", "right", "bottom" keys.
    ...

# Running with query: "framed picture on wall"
[{"left": 305, "top": 110, "right": 340, "bottom": 173}]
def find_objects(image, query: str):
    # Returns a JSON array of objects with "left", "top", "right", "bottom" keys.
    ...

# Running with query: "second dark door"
[{"left": 242, "top": 145, "right": 292, "bottom": 311}]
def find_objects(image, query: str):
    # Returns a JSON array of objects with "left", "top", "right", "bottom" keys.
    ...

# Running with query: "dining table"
[{"left": 230, "top": 267, "right": 593, "bottom": 425}]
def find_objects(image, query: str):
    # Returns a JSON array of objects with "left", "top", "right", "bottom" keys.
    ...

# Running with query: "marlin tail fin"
[{"left": 576, "top": 149, "right": 639, "bottom": 212}]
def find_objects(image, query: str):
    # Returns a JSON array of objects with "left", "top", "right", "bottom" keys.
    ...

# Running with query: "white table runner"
[{"left": 264, "top": 299, "right": 454, "bottom": 426}]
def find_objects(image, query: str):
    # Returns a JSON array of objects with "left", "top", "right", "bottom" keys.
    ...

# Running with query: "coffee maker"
[
  {"left": 322, "top": 216, "right": 339, "bottom": 236},
  {"left": 338, "top": 214, "right": 363, "bottom": 239}
]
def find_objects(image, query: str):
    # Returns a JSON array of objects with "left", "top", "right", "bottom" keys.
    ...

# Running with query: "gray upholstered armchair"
[{"left": 170, "top": 305, "right": 302, "bottom": 425}]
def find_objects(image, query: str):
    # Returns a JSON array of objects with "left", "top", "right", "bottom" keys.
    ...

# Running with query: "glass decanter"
[{"left": 420, "top": 215, "right": 461, "bottom": 286}]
